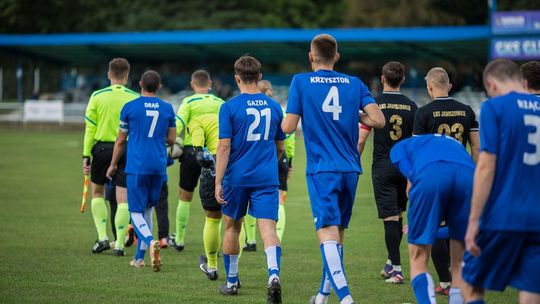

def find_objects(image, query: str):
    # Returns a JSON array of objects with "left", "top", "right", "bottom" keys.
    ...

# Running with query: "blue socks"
[
  {"left": 224, "top": 254, "right": 239, "bottom": 287},
  {"left": 135, "top": 238, "right": 146, "bottom": 260},
  {"left": 265, "top": 245, "right": 282, "bottom": 285},
  {"left": 411, "top": 273, "right": 436, "bottom": 304},
  {"left": 320, "top": 241, "right": 350, "bottom": 301}
]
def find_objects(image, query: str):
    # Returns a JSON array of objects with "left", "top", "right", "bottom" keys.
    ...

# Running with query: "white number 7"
[
  {"left": 322, "top": 86, "right": 341, "bottom": 120},
  {"left": 146, "top": 110, "right": 159, "bottom": 138}
]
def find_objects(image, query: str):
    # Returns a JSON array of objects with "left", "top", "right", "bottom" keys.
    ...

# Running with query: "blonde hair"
[{"left": 425, "top": 67, "right": 450, "bottom": 89}]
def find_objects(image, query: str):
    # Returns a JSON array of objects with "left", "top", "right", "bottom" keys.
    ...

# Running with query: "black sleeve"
[
  {"left": 413, "top": 107, "right": 427, "bottom": 135},
  {"left": 468, "top": 106, "right": 479, "bottom": 132}
]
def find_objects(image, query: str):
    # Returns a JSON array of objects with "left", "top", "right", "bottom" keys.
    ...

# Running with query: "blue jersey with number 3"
[
  {"left": 219, "top": 93, "right": 286, "bottom": 187},
  {"left": 479, "top": 92, "right": 540, "bottom": 232},
  {"left": 287, "top": 69, "right": 375, "bottom": 174},
  {"left": 120, "top": 96, "right": 176, "bottom": 175}
]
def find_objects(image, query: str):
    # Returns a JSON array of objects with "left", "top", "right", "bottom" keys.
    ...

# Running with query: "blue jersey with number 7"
[
  {"left": 287, "top": 69, "right": 375, "bottom": 174},
  {"left": 120, "top": 96, "right": 176, "bottom": 175},
  {"left": 219, "top": 93, "right": 286, "bottom": 187},
  {"left": 478, "top": 92, "right": 540, "bottom": 232}
]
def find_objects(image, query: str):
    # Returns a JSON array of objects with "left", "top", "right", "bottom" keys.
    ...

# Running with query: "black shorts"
[
  {"left": 371, "top": 159, "right": 407, "bottom": 219},
  {"left": 90, "top": 142, "right": 126, "bottom": 187},
  {"left": 179, "top": 146, "right": 202, "bottom": 192},
  {"left": 278, "top": 155, "right": 289, "bottom": 191},
  {"left": 199, "top": 168, "right": 220, "bottom": 212}
]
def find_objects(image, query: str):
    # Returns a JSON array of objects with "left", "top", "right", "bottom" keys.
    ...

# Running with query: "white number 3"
[
  {"left": 322, "top": 86, "right": 341, "bottom": 120},
  {"left": 524, "top": 114, "right": 540, "bottom": 166}
]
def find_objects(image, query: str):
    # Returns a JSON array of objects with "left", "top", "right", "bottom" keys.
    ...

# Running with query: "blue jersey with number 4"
[
  {"left": 479, "top": 92, "right": 540, "bottom": 232},
  {"left": 287, "top": 69, "right": 375, "bottom": 174},
  {"left": 120, "top": 96, "right": 176, "bottom": 175},
  {"left": 219, "top": 93, "right": 286, "bottom": 187}
]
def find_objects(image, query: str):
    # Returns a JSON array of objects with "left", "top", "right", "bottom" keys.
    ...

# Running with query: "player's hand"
[
  {"left": 465, "top": 219, "right": 481, "bottom": 257},
  {"left": 195, "top": 147, "right": 213, "bottom": 169},
  {"left": 215, "top": 184, "right": 226, "bottom": 205},
  {"left": 106, "top": 165, "right": 117, "bottom": 181},
  {"left": 82, "top": 157, "right": 91, "bottom": 175}
]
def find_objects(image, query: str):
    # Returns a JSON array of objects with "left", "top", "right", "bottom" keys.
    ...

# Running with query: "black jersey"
[
  {"left": 372, "top": 92, "right": 418, "bottom": 162},
  {"left": 413, "top": 97, "right": 479, "bottom": 147}
]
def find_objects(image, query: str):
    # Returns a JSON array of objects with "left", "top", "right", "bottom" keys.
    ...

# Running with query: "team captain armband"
[{"left": 360, "top": 123, "right": 372, "bottom": 131}]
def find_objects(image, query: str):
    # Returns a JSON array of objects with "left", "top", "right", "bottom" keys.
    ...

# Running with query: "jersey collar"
[
  {"left": 434, "top": 96, "right": 452, "bottom": 101},
  {"left": 382, "top": 91, "right": 402, "bottom": 95}
]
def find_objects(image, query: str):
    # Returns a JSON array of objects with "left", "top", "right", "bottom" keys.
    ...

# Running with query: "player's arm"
[
  {"left": 282, "top": 114, "right": 300, "bottom": 134},
  {"left": 82, "top": 95, "right": 98, "bottom": 175},
  {"left": 359, "top": 104, "right": 385, "bottom": 129},
  {"left": 167, "top": 126, "right": 176, "bottom": 146},
  {"left": 106, "top": 130, "right": 127, "bottom": 180},
  {"left": 469, "top": 132, "right": 480, "bottom": 163},
  {"left": 283, "top": 76, "right": 302, "bottom": 134},
  {"left": 465, "top": 152, "right": 496, "bottom": 256},
  {"left": 176, "top": 100, "right": 189, "bottom": 137},
  {"left": 275, "top": 140, "right": 285, "bottom": 159},
  {"left": 215, "top": 138, "right": 230, "bottom": 204},
  {"left": 358, "top": 125, "right": 372, "bottom": 155}
]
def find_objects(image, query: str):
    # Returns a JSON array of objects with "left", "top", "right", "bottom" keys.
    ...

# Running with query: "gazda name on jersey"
[{"left": 247, "top": 99, "right": 268, "bottom": 106}]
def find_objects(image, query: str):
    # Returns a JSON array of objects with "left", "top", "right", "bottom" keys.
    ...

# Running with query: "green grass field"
[{"left": 0, "top": 129, "right": 517, "bottom": 303}]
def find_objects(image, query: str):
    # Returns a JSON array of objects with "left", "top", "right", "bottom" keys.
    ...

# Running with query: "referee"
[
  {"left": 358, "top": 61, "right": 417, "bottom": 284},
  {"left": 413, "top": 67, "right": 479, "bottom": 295},
  {"left": 82, "top": 58, "right": 139, "bottom": 256}
]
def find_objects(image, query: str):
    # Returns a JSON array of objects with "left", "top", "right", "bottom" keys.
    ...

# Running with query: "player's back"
[
  {"left": 178, "top": 94, "right": 223, "bottom": 143},
  {"left": 121, "top": 96, "right": 175, "bottom": 175},
  {"left": 87, "top": 84, "right": 139, "bottom": 141},
  {"left": 390, "top": 134, "right": 474, "bottom": 180},
  {"left": 219, "top": 93, "right": 284, "bottom": 187},
  {"left": 287, "top": 70, "right": 374, "bottom": 174},
  {"left": 373, "top": 92, "right": 417, "bottom": 162},
  {"left": 414, "top": 97, "right": 478, "bottom": 147},
  {"left": 479, "top": 92, "right": 540, "bottom": 232},
  {"left": 188, "top": 113, "right": 219, "bottom": 154}
]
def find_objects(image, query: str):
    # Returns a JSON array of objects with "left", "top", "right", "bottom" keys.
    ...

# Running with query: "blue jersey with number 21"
[
  {"left": 219, "top": 93, "right": 286, "bottom": 187},
  {"left": 287, "top": 69, "right": 375, "bottom": 174},
  {"left": 479, "top": 92, "right": 540, "bottom": 232},
  {"left": 120, "top": 96, "right": 176, "bottom": 175}
]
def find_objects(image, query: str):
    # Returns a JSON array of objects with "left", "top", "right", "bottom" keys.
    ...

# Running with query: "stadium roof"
[{"left": 1, "top": 26, "right": 490, "bottom": 65}]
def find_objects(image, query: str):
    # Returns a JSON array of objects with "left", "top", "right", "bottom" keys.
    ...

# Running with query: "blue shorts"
[
  {"left": 126, "top": 174, "right": 164, "bottom": 213},
  {"left": 222, "top": 185, "right": 279, "bottom": 221},
  {"left": 306, "top": 172, "right": 358, "bottom": 231},
  {"left": 408, "top": 162, "right": 473, "bottom": 245},
  {"left": 463, "top": 231, "right": 540, "bottom": 294}
]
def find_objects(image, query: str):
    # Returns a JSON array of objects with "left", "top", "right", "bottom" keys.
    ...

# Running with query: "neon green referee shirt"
[
  {"left": 83, "top": 84, "right": 139, "bottom": 156},
  {"left": 187, "top": 113, "right": 219, "bottom": 154},
  {"left": 176, "top": 93, "right": 224, "bottom": 146}
]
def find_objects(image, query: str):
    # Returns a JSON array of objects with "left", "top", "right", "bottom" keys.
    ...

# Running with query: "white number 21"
[
  {"left": 322, "top": 86, "right": 341, "bottom": 121},
  {"left": 246, "top": 108, "right": 271, "bottom": 141}
]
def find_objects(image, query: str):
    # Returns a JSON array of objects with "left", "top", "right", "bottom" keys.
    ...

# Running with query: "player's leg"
[
  {"left": 155, "top": 182, "right": 169, "bottom": 248},
  {"left": 447, "top": 240, "right": 465, "bottom": 304},
  {"left": 219, "top": 186, "right": 249, "bottom": 295},
  {"left": 105, "top": 181, "right": 117, "bottom": 241},
  {"left": 198, "top": 168, "right": 222, "bottom": 280},
  {"left": 127, "top": 174, "right": 155, "bottom": 265},
  {"left": 249, "top": 185, "right": 282, "bottom": 303},
  {"left": 146, "top": 174, "right": 165, "bottom": 272},
  {"left": 276, "top": 155, "right": 289, "bottom": 242},
  {"left": 431, "top": 237, "right": 452, "bottom": 294},
  {"left": 243, "top": 214, "right": 257, "bottom": 251},
  {"left": 519, "top": 292, "right": 540, "bottom": 304},
  {"left": 112, "top": 162, "right": 129, "bottom": 255},
  {"left": 409, "top": 244, "right": 436, "bottom": 304},
  {"left": 89, "top": 143, "right": 113, "bottom": 253},
  {"left": 174, "top": 148, "right": 201, "bottom": 250}
]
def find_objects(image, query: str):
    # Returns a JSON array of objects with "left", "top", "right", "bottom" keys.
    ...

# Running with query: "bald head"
[
  {"left": 310, "top": 34, "right": 338, "bottom": 65},
  {"left": 425, "top": 67, "right": 450, "bottom": 90}
]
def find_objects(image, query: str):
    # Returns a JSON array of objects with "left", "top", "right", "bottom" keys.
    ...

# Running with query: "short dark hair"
[
  {"left": 108, "top": 58, "right": 130, "bottom": 80},
  {"left": 140, "top": 70, "right": 161, "bottom": 93},
  {"left": 483, "top": 58, "right": 522, "bottom": 85},
  {"left": 234, "top": 55, "right": 261, "bottom": 84},
  {"left": 521, "top": 61, "right": 540, "bottom": 91},
  {"left": 191, "top": 69, "right": 211, "bottom": 88},
  {"left": 311, "top": 34, "right": 337, "bottom": 64},
  {"left": 382, "top": 62, "right": 405, "bottom": 88}
]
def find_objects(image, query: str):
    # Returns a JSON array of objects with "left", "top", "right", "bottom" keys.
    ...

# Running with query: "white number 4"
[
  {"left": 322, "top": 86, "right": 341, "bottom": 121},
  {"left": 146, "top": 110, "right": 159, "bottom": 138},
  {"left": 524, "top": 114, "right": 540, "bottom": 166}
]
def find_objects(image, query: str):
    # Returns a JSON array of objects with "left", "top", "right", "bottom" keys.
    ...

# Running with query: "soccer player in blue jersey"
[
  {"left": 215, "top": 56, "right": 285, "bottom": 303},
  {"left": 462, "top": 59, "right": 540, "bottom": 304},
  {"left": 282, "top": 34, "right": 385, "bottom": 304},
  {"left": 106, "top": 70, "right": 176, "bottom": 272},
  {"left": 390, "top": 134, "right": 474, "bottom": 304}
]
